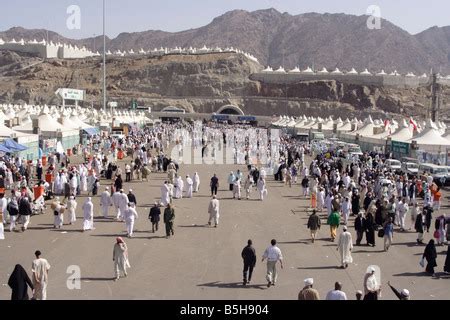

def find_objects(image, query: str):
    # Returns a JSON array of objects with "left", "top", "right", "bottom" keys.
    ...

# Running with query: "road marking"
[{"left": 52, "top": 238, "right": 58, "bottom": 243}]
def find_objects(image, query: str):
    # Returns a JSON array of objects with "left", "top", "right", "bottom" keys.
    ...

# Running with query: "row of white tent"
[
  {"left": 262, "top": 66, "right": 450, "bottom": 80},
  {"left": 0, "top": 103, "right": 152, "bottom": 135},
  {"left": 273, "top": 115, "right": 450, "bottom": 150},
  {"left": 107, "top": 45, "right": 259, "bottom": 62},
  {"left": 0, "top": 38, "right": 259, "bottom": 62}
]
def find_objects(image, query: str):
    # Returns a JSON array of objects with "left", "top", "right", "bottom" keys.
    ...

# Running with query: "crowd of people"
[{"left": 1, "top": 120, "right": 449, "bottom": 300}]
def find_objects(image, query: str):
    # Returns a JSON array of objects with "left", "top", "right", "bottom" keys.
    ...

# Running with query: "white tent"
[
  {"left": 390, "top": 119, "right": 413, "bottom": 142},
  {"left": 408, "top": 119, "right": 450, "bottom": 151}
]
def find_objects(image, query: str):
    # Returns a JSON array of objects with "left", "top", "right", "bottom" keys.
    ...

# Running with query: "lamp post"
[{"left": 102, "top": 0, "right": 107, "bottom": 112}]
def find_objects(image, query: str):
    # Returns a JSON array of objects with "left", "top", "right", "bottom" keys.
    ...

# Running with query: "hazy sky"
[{"left": 0, "top": 0, "right": 448, "bottom": 39}]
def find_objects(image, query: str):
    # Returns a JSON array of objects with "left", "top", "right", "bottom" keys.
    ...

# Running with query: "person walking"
[
  {"left": 415, "top": 210, "right": 425, "bottom": 244},
  {"left": 193, "top": 172, "right": 200, "bottom": 193},
  {"left": 163, "top": 203, "right": 175, "bottom": 239},
  {"left": 257, "top": 177, "right": 267, "bottom": 201},
  {"left": 327, "top": 209, "right": 341, "bottom": 242},
  {"left": 149, "top": 202, "right": 161, "bottom": 233},
  {"left": 354, "top": 212, "right": 365, "bottom": 246},
  {"left": 31, "top": 250, "right": 51, "bottom": 300},
  {"left": 82, "top": 197, "right": 94, "bottom": 231},
  {"left": 124, "top": 202, "right": 138, "bottom": 238},
  {"left": 364, "top": 211, "right": 376, "bottom": 247},
  {"left": 383, "top": 217, "right": 394, "bottom": 252},
  {"left": 307, "top": 210, "right": 321, "bottom": 243},
  {"left": 18, "top": 196, "right": 32, "bottom": 232},
  {"left": 113, "top": 237, "right": 130, "bottom": 281},
  {"left": 444, "top": 245, "right": 450, "bottom": 274},
  {"left": 208, "top": 195, "right": 220, "bottom": 227},
  {"left": 261, "top": 239, "right": 283, "bottom": 287},
  {"left": 298, "top": 278, "right": 320, "bottom": 300},
  {"left": 6, "top": 196, "right": 19, "bottom": 232},
  {"left": 67, "top": 196, "right": 77, "bottom": 225},
  {"left": 337, "top": 226, "right": 353, "bottom": 268},
  {"left": 186, "top": 175, "right": 193, "bottom": 198},
  {"left": 100, "top": 187, "right": 111, "bottom": 218},
  {"left": 325, "top": 282, "right": 347, "bottom": 300},
  {"left": 241, "top": 239, "right": 256, "bottom": 285},
  {"left": 422, "top": 239, "right": 438, "bottom": 277},
  {"left": 8, "top": 264, "right": 34, "bottom": 300},
  {"left": 210, "top": 174, "right": 219, "bottom": 196},
  {"left": 127, "top": 189, "right": 137, "bottom": 206}
]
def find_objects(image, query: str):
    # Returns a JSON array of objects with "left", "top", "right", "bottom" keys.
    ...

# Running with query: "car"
[
  {"left": 401, "top": 162, "right": 419, "bottom": 178},
  {"left": 384, "top": 159, "right": 402, "bottom": 173},
  {"left": 418, "top": 163, "right": 449, "bottom": 187}
]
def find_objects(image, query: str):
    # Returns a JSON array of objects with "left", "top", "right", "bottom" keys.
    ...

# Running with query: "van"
[
  {"left": 384, "top": 159, "right": 402, "bottom": 172},
  {"left": 419, "top": 163, "right": 449, "bottom": 186},
  {"left": 401, "top": 162, "right": 419, "bottom": 177},
  {"left": 344, "top": 143, "right": 363, "bottom": 156}
]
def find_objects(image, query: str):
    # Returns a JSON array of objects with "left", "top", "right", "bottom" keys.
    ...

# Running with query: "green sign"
[{"left": 392, "top": 140, "right": 409, "bottom": 155}]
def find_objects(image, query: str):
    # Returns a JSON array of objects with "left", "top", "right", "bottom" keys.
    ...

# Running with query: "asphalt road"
[{"left": 0, "top": 151, "right": 449, "bottom": 300}]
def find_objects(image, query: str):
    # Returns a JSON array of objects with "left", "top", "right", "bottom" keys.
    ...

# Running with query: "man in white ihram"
[
  {"left": 100, "top": 187, "right": 112, "bottom": 218},
  {"left": 160, "top": 181, "right": 170, "bottom": 206},
  {"left": 111, "top": 190, "right": 122, "bottom": 220},
  {"left": 32, "top": 250, "right": 51, "bottom": 300},
  {"left": 192, "top": 172, "right": 200, "bottom": 193},
  {"left": 124, "top": 202, "right": 139, "bottom": 238},
  {"left": 262, "top": 239, "right": 283, "bottom": 288},
  {"left": 208, "top": 195, "right": 220, "bottom": 227},
  {"left": 337, "top": 226, "right": 353, "bottom": 269},
  {"left": 117, "top": 189, "right": 129, "bottom": 222},
  {"left": 185, "top": 175, "right": 193, "bottom": 198}
]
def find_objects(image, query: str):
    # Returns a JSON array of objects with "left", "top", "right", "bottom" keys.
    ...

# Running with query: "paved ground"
[{"left": 0, "top": 150, "right": 449, "bottom": 300}]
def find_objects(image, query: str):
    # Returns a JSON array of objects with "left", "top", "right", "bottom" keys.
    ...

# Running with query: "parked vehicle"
[
  {"left": 401, "top": 162, "right": 419, "bottom": 177},
  {"left": 418, "top": 163, "right": 449, "bottom": 186},
  {"left": 384, "top": 159, "right": 402, "bottom": 173}
]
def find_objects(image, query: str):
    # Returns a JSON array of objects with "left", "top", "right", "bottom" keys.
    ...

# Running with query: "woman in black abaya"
[
  {"left": 423, "top": 240, "right": 438, "bottom": 277},
  {"left": 8, "top": 264, "right": 34, "bottom": 300}
]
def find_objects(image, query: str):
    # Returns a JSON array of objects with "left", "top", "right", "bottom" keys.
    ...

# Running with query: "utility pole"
[
  {"left": 103, "top": 0, "right": 107, "bottom": 112},
  {"left": 430, "top": 73, "right": 440, "bottom": 122}
]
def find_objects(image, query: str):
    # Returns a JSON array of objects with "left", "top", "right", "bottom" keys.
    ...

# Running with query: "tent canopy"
[
  {"left": 83, "top": 127, "right": 100, "bottom": 136},
  {"left": 0, "top": 144, "right": 12, "bottom": 153},
  {"left": 2, "top": 138, "right": 27, "bottom": 151}
]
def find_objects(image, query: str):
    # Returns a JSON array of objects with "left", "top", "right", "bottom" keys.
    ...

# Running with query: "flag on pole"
[{"left": 409, "top": 117, "right": 417, "bottom": 131}]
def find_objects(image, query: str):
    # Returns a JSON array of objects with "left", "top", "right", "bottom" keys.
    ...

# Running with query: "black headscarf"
[{"left": 8, "top": 264, "right": 34, "bottom": 300}]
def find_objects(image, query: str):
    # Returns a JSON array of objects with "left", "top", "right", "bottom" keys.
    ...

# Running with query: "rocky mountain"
[
  {"left": 1, "top": 9, "right": 450, "bottom": 73},
  {"left": 0, "top": 50, "right": 448, "bottom": 120}
]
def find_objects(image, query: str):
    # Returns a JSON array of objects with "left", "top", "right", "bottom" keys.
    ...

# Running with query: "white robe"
[
  {"left": 186, "top": 178, "right": 193, "bottom": 198},
  {"left": 100, "top": 191, "right": 111, "bottom": 218},
  {"left": 118, "top": 193, "right": 129, "bottom": 218},
  {"left": 337, "top": 231, "right": 353, "bottom": 265},
  {"left": 257, "top": 179, "right": 266, "bottom": 200},
  {"left": 124, "top": 207, "right": 138, "bottom": 236},
  {"left": 193, "top": 174, "right": 200, "bottom": 192},
  {"left": 208, "top": 199, "right": 220, "bottom": 225},
  {"left": 175, "top": 177, "right": 184, "bottom": 199},
  {"left": 80, "top": 171, "right": 88, "bottom": 192},
  {"left": 67, "top": 199, "right": 77, "bottom": 223},
  {"left": 82, "top": 201, "right": 94, "bottom": 230},
  {"left": 160, "top": 184, "right": 170, "bottom": 206},
  {"left": 111, "top": 192, "right": 122, "bottom": 219}
]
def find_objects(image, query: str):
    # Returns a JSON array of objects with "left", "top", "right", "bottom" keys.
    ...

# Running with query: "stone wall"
[{"left": 250, "top": 72, "right": 431, "bottom": 88}]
